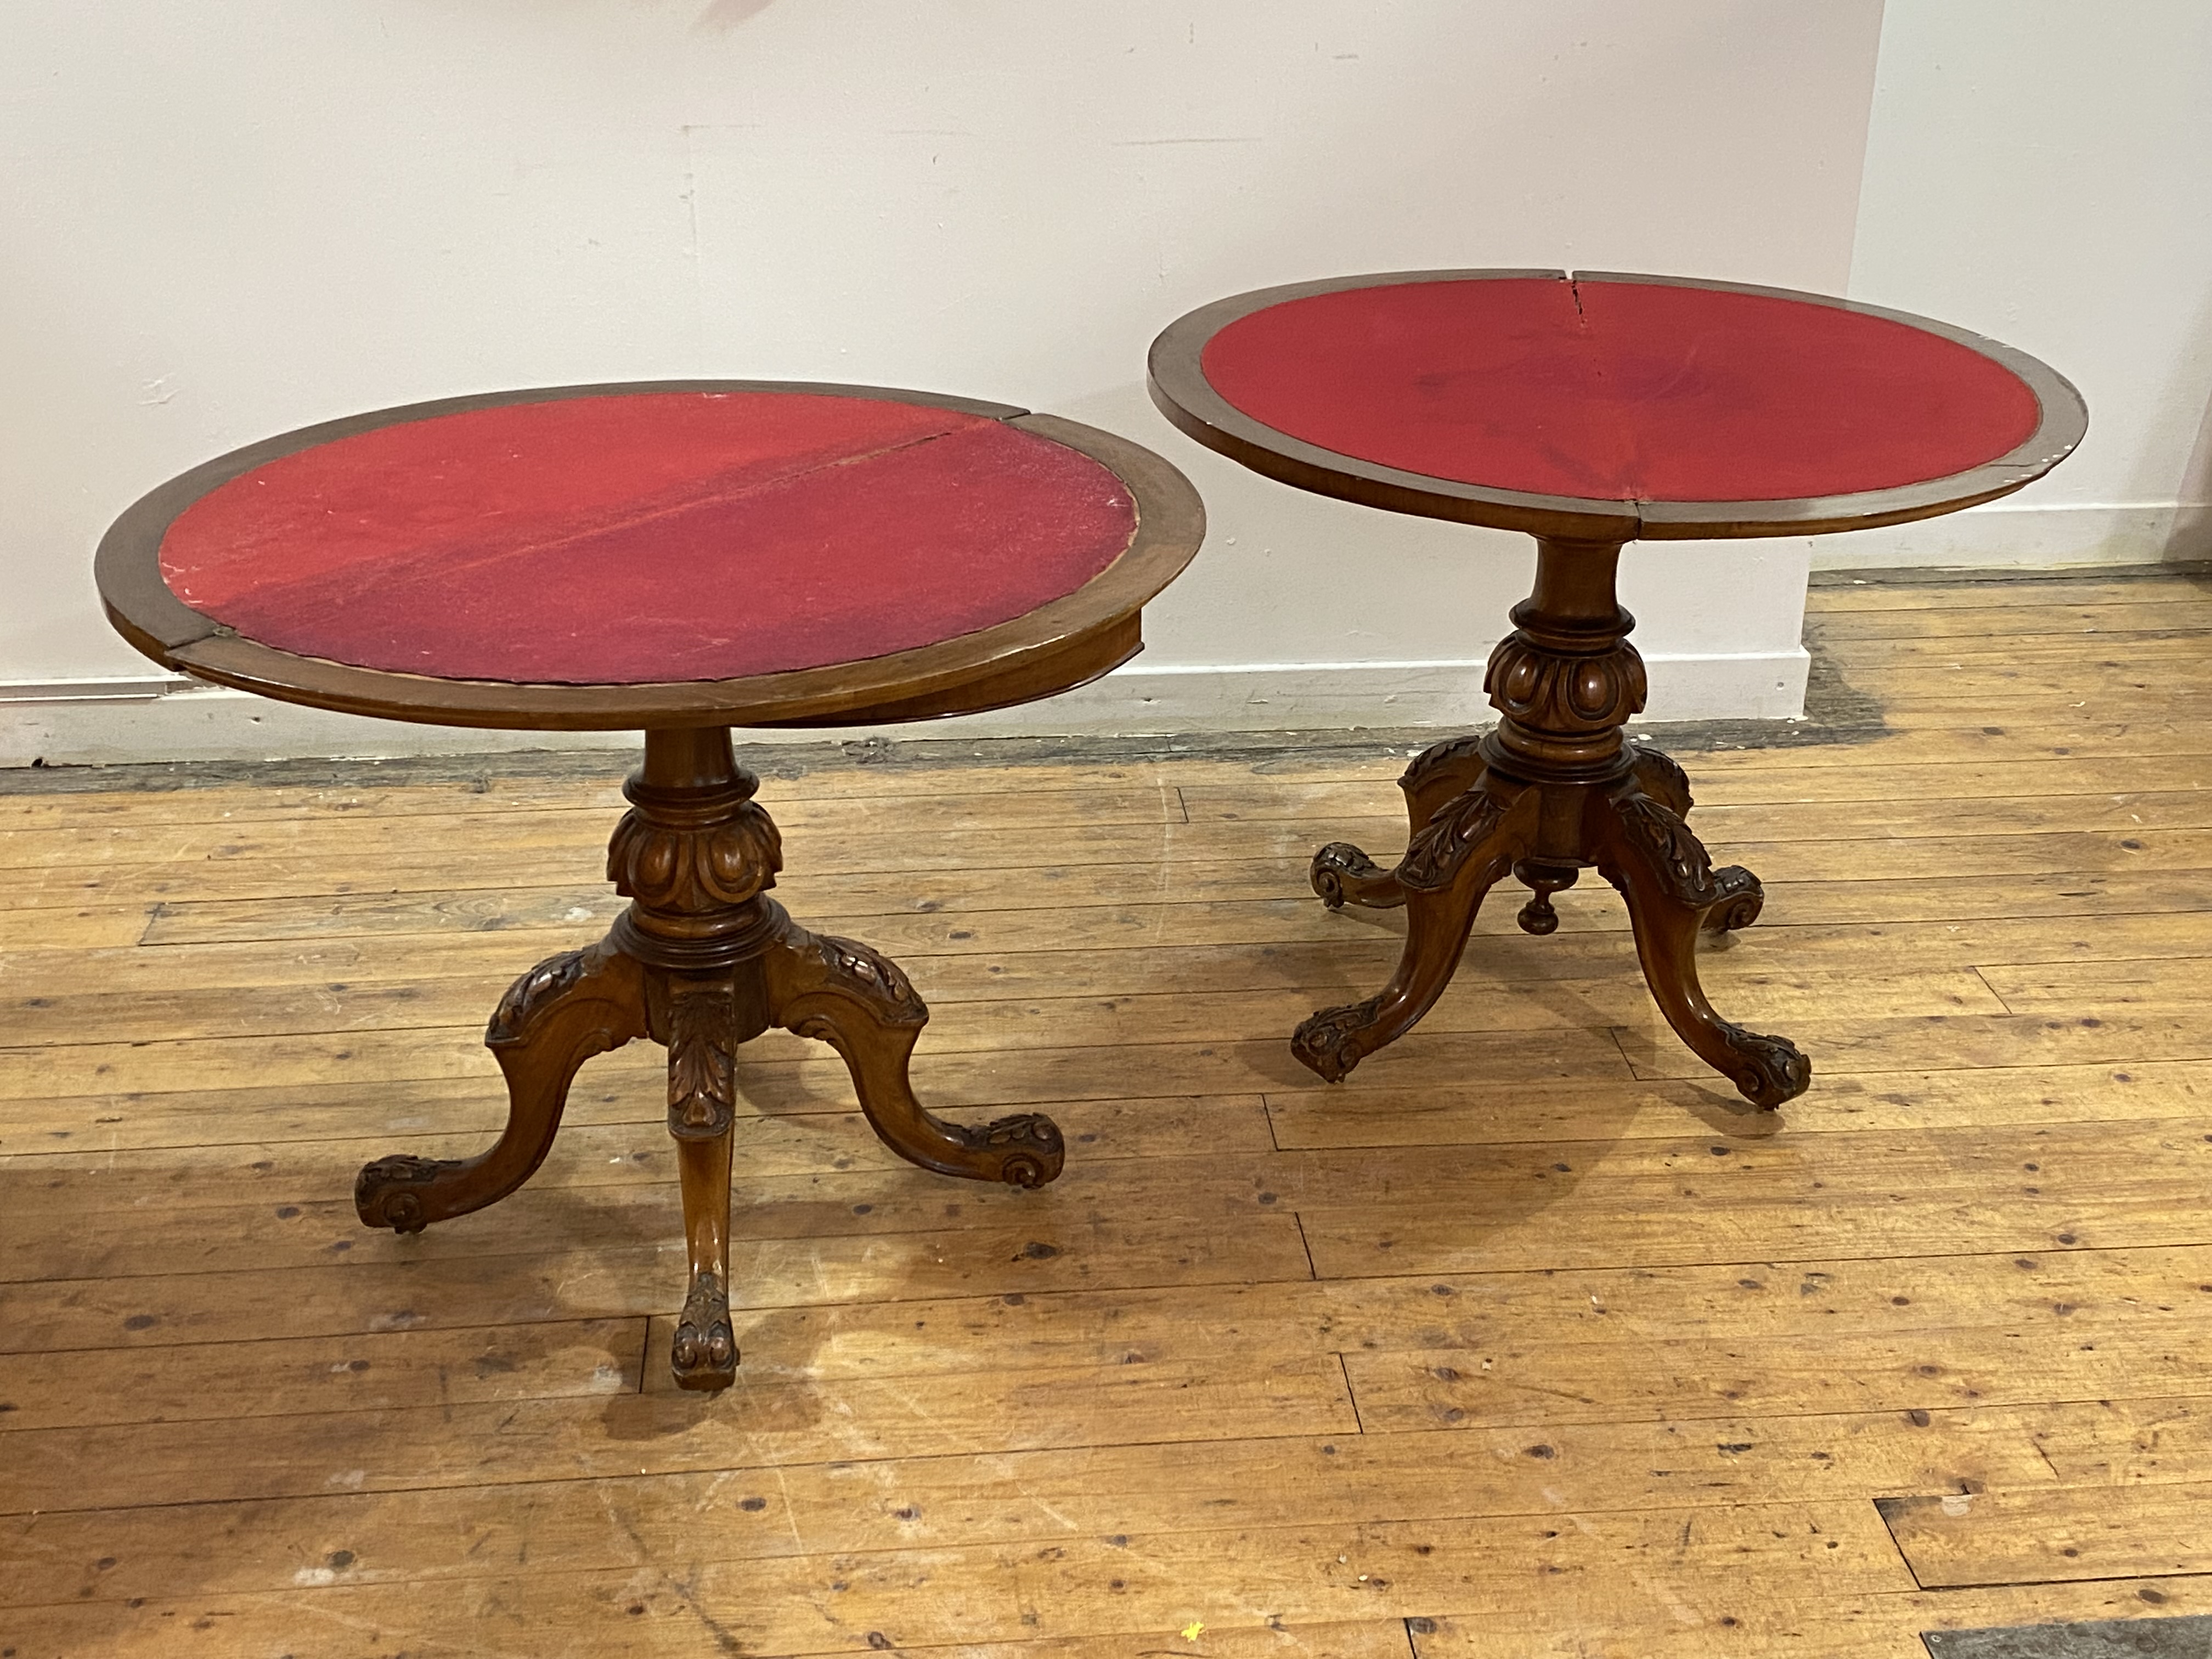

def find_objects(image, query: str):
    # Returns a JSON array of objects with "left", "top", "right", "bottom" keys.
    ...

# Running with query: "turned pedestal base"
[
  {"left": 353, "top": 729, "right": 1063, "bottom": 1391},
  {"left": 1293, "top": 538, "right": 1812, "bottom": 1110}
]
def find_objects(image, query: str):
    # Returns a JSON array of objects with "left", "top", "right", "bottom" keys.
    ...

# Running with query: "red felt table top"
[
  {"left": 1197, "top": 276, "right": 2044, "bottom": 504},
  {"left": 159, "top": 391, "right": 1141, "bottom": 685}
]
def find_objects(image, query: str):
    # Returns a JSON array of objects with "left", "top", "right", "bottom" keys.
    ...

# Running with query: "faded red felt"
[
  {"left": 1199, "top": 276, "right": 2042, "bottom": 503},
  {"left": 160, "top": 392, "right": 1139, "bottom": 685}
]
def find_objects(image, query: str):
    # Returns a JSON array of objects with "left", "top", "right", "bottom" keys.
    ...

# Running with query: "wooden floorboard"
[{"left": 3, "top": 568, "right": 2211, "bottom": 1656}]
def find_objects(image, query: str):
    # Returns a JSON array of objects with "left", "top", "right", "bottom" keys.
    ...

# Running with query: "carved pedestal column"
[
  {"left": 357, "top": 726, "right": 1065, "bottom": 1392},
  {"left": 1292, "top": 538, "right": 1810, "bottom": 1109}
]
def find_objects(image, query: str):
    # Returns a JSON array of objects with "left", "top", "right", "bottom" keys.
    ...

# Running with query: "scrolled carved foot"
[
  {"left": 1702, "top": 865, "right": 1765, "bottom": 933},
  {"left": 768, "top": 919, "right": 1066, "bottom": 1186},
  {"left": 354, "top": 1154, "right": 464, "bottom": 1234},
  {"left": 1718, "top": 1025, "right": 1812, "bottom": 1109},
  {"left": 1291, "top": 994, "right": 1387, "bottom": 1084},
  {"left": 354, "top": 940, "right": 646, "bottom": 1239},
  {"left": 670, "top": 1269, "right": 738, "bottom": 1391},
  {"left": 1600, "top": 783, "right": 1813, "bottom": 1111},
  {"left": 1310, "top": 843, "right": 1403, "bottom": 911},
  {"left": 944, "top": 1112, "right": 1065, "bottom": 1188}
]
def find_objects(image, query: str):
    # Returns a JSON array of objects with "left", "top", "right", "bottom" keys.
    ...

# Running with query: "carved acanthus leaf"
[
  {"left": 817, "top": 935, "right": 928, "bottom": 1024},
  {"left": 664, "top": 981, "right": 736, "bottom": 1138},
  {"left": 1612, "top": 792, "right": 1725, "bottom": 907},
  {"left": 608, "top": 802, "right": 782, "bottom": 912},
  {"left": 1628, "top": 741, "right": 1693, "bottom": 818},
  {"left": 1400, "top": 788, "right": 1511, "bottom": 893},
  {"left": 1485, "top": 635, "right": 1647, "bottom": 735},
  {"left": 487, "top": 950, "right": 589, "bottom": 1045},
  {"left": 1398, "top": 734, "right": 1485, "bottom": 799}
]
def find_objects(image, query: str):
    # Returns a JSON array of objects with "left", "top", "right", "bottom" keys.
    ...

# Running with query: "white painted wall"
[
  {"left": 1828, "top": 0, "right": 2212, "bottom": 570},
  {"left": 5, "top": 1, "right": 1889, "bottom": 763}
]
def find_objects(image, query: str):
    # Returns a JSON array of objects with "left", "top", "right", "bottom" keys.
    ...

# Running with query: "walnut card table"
[
  {"left": 98, "top": 380, "right": 1203, "bottom": 1390},
  {"left": 1149, "top": 270, "right": 2084, "bottom": 1108}
]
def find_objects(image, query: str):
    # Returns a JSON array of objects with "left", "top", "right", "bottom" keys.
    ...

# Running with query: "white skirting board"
[
  {"left": 1811, "top": 499, "right": 2208, "bottom": 569},
  {"left": 0, "top": 648, "right": 1810, "bottom": 769}
]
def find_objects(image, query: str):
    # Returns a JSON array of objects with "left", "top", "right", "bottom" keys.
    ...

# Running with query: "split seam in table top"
[{"left": 1194, "top": 270, "right": 2047, "bottom": 509}]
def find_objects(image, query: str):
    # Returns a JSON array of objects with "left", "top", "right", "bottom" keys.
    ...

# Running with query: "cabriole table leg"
[
  {"left": 356, "top": 943, "right": 647, "bottom": 1232},
  {"left": 1589, "top": 778, "right": 1806, "bottom": 1107},
  {"left": 765, "top": 922, "right": 1063, "bottom": 1188},
  {"left": 1293, "top": 779, "right": 1539, "bottom": 1081}
]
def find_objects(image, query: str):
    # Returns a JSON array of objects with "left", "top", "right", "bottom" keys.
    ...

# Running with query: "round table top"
[
  {"left": 99, "top": 381, "right": 1204, "bottom": 731},
  {"left": 1148, "top": 269, "right": 2086, "bottom": 541}
]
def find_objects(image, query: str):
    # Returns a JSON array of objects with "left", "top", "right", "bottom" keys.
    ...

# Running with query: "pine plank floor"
[{"left": 3, "top": 566, "right": 2211, "bottom": 1658}]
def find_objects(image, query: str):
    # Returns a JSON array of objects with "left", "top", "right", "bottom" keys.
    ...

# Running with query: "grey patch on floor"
[
  {"left": 1796, "top": 621, "right": 1886, "bottom": 732},
  {"left": 1923, "top": 1612, "right": 2212, "bottom": 1658}
]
